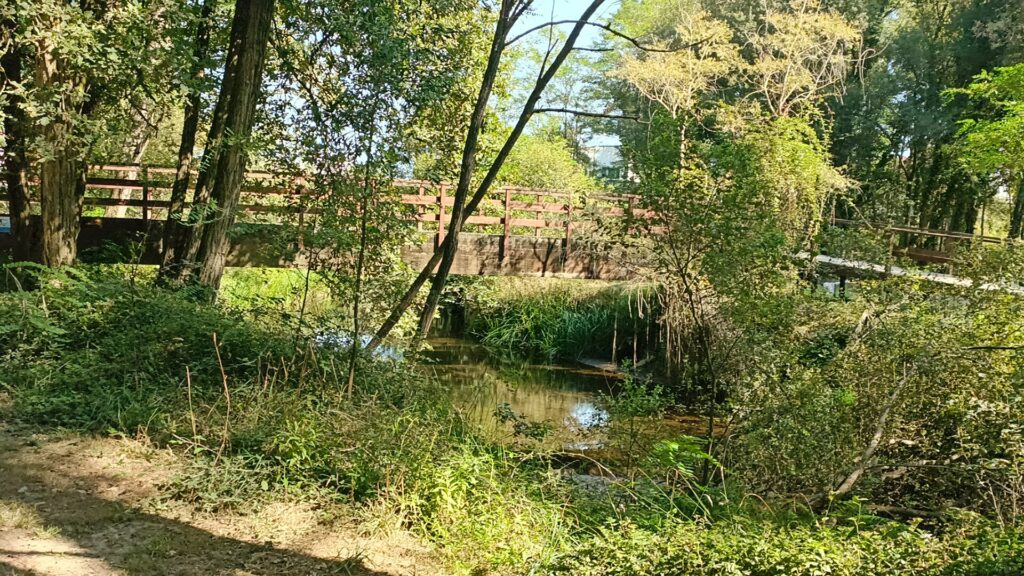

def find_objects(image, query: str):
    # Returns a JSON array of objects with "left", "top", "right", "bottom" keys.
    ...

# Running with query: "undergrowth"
[
  {"left": 1, "top": 265, "right": 1021, "bottom": 575},
  {"left": 457, "top": 276, "right": 659, "bottom": 361}
]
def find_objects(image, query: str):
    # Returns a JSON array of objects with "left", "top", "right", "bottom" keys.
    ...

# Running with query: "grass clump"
[
  {"left": 458, "top": 276, "right": 658, "bottom": 361},
  {"left": 392, "top": 445, "right": 574, "bottom": 573}
]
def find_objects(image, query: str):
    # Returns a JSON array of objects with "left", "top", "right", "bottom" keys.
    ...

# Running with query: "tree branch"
[
  {"left": 809, "top": 369, "right": 910, "bottom": 508},
  {"left": 533, "top": 107, "right": 640, "bottom": 121},
  {"left": 505, "top": 19, "right": 701, "bottom": 53}
]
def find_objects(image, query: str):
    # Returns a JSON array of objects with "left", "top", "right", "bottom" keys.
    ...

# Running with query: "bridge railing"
[
  {"left": 65, "top": 164, "right": 644, "bottom": 252},
  {"left": 19, "top": 165, "right": 1009, "bottom": 266},
  {"left": 829, "top": 217, "right": 1013, "bottom": 264}
]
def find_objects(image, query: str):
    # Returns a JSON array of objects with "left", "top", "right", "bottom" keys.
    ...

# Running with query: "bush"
[
  {"left": 394, "top": 446, "right": 574, "bottom": 574},
  {"left": 546, "top": 517, "right": 1024, "bottom": 576}
]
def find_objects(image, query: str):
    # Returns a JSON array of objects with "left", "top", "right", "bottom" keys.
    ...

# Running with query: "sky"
[
  {"left": 511, "top": 0, "right": 623, "bottom": 50},
  {"left": 507, "top": 0, "right": 625, "bottom": 149}
]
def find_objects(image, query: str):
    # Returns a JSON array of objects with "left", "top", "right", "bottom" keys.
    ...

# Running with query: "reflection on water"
[{"left": 423, "top": 338, "right": 617, "bottom": 446}]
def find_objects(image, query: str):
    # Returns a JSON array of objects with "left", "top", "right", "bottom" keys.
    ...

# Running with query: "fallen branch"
[
  {"left": 866, "top": 504, "right": 944, "bottom": 519},
  {"left": 810, "top": 369, "right": 910, "bottom": 507}
]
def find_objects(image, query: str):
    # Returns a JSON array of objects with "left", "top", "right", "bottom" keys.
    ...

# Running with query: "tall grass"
[
  {"left": 0, "top": 265, "right": 578, "bottom": 573},
  {"left": 2, "top": 265, "right": 1021, "bottom": 576},
  {"left": 457, "top": 277, "right": 660, "bottom": 362}
]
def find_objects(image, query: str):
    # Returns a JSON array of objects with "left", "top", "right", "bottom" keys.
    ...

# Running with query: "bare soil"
[{"left": 0, "top": 422, "right": 447, "bottom": 576}]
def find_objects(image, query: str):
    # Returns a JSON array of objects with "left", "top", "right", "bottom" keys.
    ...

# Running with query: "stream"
[{"left": 423, "top": 337, "right": 619, "bottom": 448}]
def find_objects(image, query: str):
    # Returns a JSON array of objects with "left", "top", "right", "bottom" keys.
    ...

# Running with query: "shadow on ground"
[{"left": 0, "top": 429, "right": 413, "bottom": 576}]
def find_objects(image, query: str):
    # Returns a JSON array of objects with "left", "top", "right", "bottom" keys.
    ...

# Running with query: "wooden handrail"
[
  {"left": 19, "top": 164, "right": 1014, "bottom": 248},
  {"left": 57, "top": 166, "right": 637, "bottom": 244},
  {"left": 832, "top": 218, "right": 1010, "bottom": 245}
]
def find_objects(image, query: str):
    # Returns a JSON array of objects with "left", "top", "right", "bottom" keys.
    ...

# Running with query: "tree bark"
[
  {"left": 414, "top": 0, "right": 607, "bottom": 338},
  {"left": 1010, "top": 178, "right": 1024, "bottom": 240},
  {"left": 35, "top": 34, "right": 83, "bottom": 268},
  {"left": 158, "top": 0, "right": 215, "bottom": 283},
  {"left": 1, "top": 25, "right": 34, "bottom": 262},
  {"left": 191, "top": 0, "right": 275, "bottom": 291}
]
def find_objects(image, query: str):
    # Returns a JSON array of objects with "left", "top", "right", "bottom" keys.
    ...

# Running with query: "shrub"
[{"left": 545, "top": 517, "right": 1024, "bottom": 576}]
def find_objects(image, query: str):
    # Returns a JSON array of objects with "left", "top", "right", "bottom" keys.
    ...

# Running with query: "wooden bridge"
[
  {"left": 2, "top": 164, "right": 646, "bottom": 279},
  {"left": 0, "top": 164, "right": 1016, "bottom": 284}
]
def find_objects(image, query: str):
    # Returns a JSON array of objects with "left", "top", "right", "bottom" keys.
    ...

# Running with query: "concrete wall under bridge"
[{"left": 0, "top": 217, "right": 628, "bottom": 280}]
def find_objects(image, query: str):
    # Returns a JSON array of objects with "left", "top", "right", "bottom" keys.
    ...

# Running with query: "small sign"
[{"left": 0, "top": 216, "right": 10, "bottom": 234}]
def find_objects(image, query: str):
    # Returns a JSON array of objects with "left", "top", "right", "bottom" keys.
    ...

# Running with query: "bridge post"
[
  {"left": 141, "top": 165, "right": 149, "bottom": 222},
  {"left": 437, "top": 183, "right": 446, "bottom": 248},
  {"left": 627, "top": 196, "right": 636, "bottom": 236},
  {"left": 565, "top": 199, "right": 572, "bottom": 255},
  {"left": 416, "top": 184, "right": 424, "bottom": 233},
  {"left": 535, "top": 190, "right": 543, "bottom": 238},
  {"left": 502, "top": 186, "right": 511, "bottom": 266}
]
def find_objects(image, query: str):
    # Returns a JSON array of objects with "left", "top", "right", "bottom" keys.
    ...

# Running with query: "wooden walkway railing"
[
  {"left": 74, "top": 164, "right": 647, "bottom": 253},
  {"left": 6, "top": 164, "right": 1014, "bottom": 268},
  {"left": 830, "top": 217, "right": 1014, "bottom": 264}
]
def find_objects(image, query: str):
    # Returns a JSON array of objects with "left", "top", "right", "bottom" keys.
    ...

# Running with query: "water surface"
[{"left": 423, "top": 338, "right": 618, "bottom": 446}]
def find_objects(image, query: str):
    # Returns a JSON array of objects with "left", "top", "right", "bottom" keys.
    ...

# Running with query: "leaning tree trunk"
[
  {"left": 158, "top": 0, "right": 215, "bottom": 283},
  {"left": 193, "top": 0, "right": 275, "bottom": 291},
  {"left": 411, "top": 0, "right": 515, "bottom": 338},
  {"left": 35, "top": 35, "right": 83, "bottom": 268},
  {"left": 413, "top": 0, "right": 608, "bottom": 338},
  {"left": 1, "top": 25, "right": 34, "bottom": 262},
  {"left": 369, "top": 0, "right": 607, "bottom": 350}
]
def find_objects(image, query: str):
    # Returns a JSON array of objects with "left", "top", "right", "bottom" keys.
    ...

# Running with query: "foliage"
[
  {"left": 2, "top": 0, "right": 191, "bottom": 163},
  {"left": 545, "top": 515, "right": 1024, "bottom": 576},
  {"left": 731, "top": 254, "right": 1024, "bottom": 519},
  {"left": 497, "top": 131, "right": 598, "bottom": 196},
  {"left": 952, "top": 63, "right": 1024, "bottom": 237},
  {"left": 458, "top": 276, "right": 658, "bottom": 362},
  {"left": 2, "top": 266, "right": 1023, "bottom": 575}
]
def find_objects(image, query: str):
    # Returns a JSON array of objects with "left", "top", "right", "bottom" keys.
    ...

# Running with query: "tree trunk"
[
  {"left": 35, "top": 35, "right": 83, "bottom": 268},
  {"left": 410, "top": 0, "right": 516, "bottom": 338},
  {"left": 413, "top": 0, "right": 607, "bottom": 338},
  {"left": 1, "top": 27, "right": 34, "bottom": 262},
  {"left": 347, "top": 192, "right": 370, "bottom": 396},
  {"left": 158, "top": 0, "right": 215, "bottom": 283},
  {"left": 1010, "top": 178, "right": 1024, "bottom": 240},
  {"left": 192, "top": 0, "right": 275, "bottom": 291}
]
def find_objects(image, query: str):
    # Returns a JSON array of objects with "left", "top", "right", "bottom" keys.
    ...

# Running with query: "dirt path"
[{"left": 0, "top": 422, "right": 446, "bottom": 576}]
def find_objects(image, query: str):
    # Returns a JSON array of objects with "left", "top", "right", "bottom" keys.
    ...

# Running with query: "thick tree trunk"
[
  {"left": 1, "top": 29, "right": 34, "bottom": 262},
  {"left": 35, "top": 36, "right": 83, "bottom": 268},
  {"left": 194, "top": 0, "right": 275, "bottom": 291},
  {"left": 158, "top": 0, "right": 215, "bottom": 283}
]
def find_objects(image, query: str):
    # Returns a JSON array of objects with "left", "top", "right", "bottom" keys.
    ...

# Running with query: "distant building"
[{"left": 583, "top": 145, "right": 633, "bottom": 183}]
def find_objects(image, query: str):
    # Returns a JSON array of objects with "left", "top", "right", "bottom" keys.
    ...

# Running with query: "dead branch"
[
  {"left": 505, "top": 19, "right": 703, "bottom": 53},
  {"left": 533, "top": 107, "right": 641, "bottom": 121}
]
